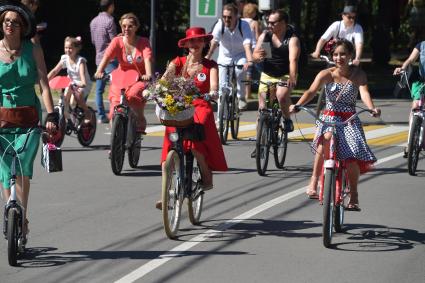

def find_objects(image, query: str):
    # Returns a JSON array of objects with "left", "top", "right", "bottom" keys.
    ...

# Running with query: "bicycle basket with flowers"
[{"left": 143, "top": 76, "right": 200, "bottom": 127}]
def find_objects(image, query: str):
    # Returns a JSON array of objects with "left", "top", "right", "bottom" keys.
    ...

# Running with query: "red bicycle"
[{"left": 294, "top": 105, "right": 375, "bottom": 248}]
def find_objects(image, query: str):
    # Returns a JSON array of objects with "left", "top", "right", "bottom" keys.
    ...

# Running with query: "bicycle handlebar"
[
  {"left": 319, "top": 55, "right": 335, "bottom": 66},
  {"left": 294, "top": 105, "right": 374, "bottom": 127},
  {"left": 242, "top": 79, "right": 288, "bottom": 88}
]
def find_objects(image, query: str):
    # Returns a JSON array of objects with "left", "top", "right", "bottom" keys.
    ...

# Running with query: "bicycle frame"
[{"left": 1, "top": 128, "right": 39, "bottom": 258}]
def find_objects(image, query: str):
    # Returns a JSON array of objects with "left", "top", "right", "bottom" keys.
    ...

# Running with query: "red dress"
[{"left": 160, "top": 56, "right": 228, "bottom": 171}]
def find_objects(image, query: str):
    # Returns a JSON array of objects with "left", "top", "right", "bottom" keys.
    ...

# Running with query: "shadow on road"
[{"left": 330, "top": 223, "right": 425, "bottom": 252}]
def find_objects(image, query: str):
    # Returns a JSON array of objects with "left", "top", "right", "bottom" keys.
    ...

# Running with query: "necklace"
[{"left": 1, "top": 40, "right": 20, "bottom": 60}]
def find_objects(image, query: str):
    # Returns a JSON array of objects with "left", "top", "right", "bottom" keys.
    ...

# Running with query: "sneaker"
[
  {"left": 238, "top": 99, "right": 248, "bottom": 110},
  {"left": 98, "top": 116, "right": 109, "bottom": 124},
  {"left": 283, "top": 119, "right": 294, "bottom": 132}
]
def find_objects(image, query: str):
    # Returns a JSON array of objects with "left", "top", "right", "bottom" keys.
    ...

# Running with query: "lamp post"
[{"left": 149, "top": 0, "right": 156, "bottom": 71}]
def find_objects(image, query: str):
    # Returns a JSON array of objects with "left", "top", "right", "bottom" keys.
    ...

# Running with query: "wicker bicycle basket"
[{"left": 155, "top": 104, "right": 194, "bottom": 127}]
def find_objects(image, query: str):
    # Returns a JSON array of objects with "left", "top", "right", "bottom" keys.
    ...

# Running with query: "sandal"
[
  {"left": 306, "top": 177, "right": 319, "bottom": 199},
  {"left": 23, "top": 219, "right": 29, "bottom": 236},
  {"left": 306, "top": 189, "right": 319, "bottom": 199},
  {"left": 346, "top": 192, "right": 361, "bottom": 211}
]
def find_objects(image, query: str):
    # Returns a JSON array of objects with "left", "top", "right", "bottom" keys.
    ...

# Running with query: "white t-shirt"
[
  {"left": 60, "top": 54, "right": 92, "bottom": 95},
  {"left": 321, "top": 21, "right": 363, "bottom": 45},
  {"left": 211, "top": 18, "right": 252, "bottom": 65}
]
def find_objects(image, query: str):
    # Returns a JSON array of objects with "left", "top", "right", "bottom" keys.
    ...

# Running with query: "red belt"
[{"left": 323, "top": 110, "right": 355, "bottom": 121}]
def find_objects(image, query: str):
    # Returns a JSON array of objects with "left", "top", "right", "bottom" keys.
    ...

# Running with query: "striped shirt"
[{"left": 90, "top": 12, "right": 117, "bottom": 65}]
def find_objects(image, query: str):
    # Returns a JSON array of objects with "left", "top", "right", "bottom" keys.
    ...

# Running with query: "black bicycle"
[
  {"left": 218, "top": 64, "right": 242, "bottom": 144},
  {"left": 110, "top": 79, "right": 143, "bottom": 175},
  {"left": 245, "top": 79, "right": 289, "bottom": 176},
  {"left": 1, "top": 127, "right": 40, "bottom": 266},
  {"left": 161, "top": 120, "right": 206, "bottom": 239}
]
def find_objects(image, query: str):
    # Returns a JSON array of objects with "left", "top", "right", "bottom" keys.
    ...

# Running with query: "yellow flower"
[
  {"left": 183, "top": 95, "right": 192, "bottom": 105},
  {"left": 164, "top": 94, "right": 174, "bottom": 106},
  {"left": 167, "top": 104, "right": 178, "bottom": 115}
]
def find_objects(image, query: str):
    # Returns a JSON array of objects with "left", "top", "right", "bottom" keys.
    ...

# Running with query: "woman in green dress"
[{"left": 0, "top": 2, "right": 57, "bottom": 237}]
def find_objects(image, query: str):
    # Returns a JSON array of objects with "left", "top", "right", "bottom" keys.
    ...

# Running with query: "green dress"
[{"left": 0, "top": 40, "right": 42, "bottom": 189}]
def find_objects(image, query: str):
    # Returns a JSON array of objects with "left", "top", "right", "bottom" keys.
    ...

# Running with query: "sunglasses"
[
  {"left": 3, "top": 19, "right": 21, "bottom": 28},
  {"left": 344, "top": 14, "right": 356, "bottom": 20},
  {"left": 267, "top": 20, "right": 281, "bottom": 26},
  {"left": 222, "top": 15, "right": 233, "bottom": 20}
]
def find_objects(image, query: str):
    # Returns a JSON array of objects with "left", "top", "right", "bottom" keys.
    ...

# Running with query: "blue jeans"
[{"left": 95, "top": 60, "right": 118, "bottom": 118}]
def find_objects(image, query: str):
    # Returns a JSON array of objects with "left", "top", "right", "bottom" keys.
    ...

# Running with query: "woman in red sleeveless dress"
[{"left": 157, "top": 28, "right": 227, "bottom": 208}]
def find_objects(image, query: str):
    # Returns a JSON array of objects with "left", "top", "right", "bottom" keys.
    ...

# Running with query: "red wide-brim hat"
[{"left": 178, "top": 27, "right": 213, "bottom": 48}]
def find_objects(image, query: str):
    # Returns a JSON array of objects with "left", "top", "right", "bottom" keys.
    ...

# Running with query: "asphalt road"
[{"left": 1, "top": 99, "right": 424, "bottom": 283}]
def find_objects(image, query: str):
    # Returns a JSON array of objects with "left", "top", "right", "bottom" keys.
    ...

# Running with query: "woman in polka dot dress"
[{"left": 290, "top": 39, "right": 381, "bottom": 211}]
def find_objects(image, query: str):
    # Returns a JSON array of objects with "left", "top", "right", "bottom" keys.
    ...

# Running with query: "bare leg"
[
  {"left": 276, "top": 85, "right": 292, "bottom": 119},
  {"left": 133, "top": 102, "right": 147, "bottom": 133},
  {"left": 191, "top": 149, "right": 212, "bottom": 186},
  {"left": 346, "top": 161, "right": 360, "bottom": 207}
]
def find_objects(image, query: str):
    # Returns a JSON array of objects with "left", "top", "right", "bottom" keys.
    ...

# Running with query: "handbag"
[
  {"left": 324, "top": 21, "right": 341, "bottom": 54},
  {"left": 41, "top": 142, "right": 63, "bottom": 173},
  {"left": 0, "top": 106, "right": 39, "bottom": 128}
]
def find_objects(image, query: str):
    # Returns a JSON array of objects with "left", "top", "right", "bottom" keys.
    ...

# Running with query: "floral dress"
[
  {"left": 160, "top": 56, "right": 228, "bottom": 171},
  {"left": 311, "top": 80, "right": 376, "bottom": 173}
]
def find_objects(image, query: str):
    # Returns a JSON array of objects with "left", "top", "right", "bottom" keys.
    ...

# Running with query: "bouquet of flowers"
[{"left": 143, "top": 75, "right": 200, "bottom": 126}]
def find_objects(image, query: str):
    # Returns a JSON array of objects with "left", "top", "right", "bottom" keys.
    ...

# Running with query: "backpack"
[{"left": 210, "top": 18, "right": 244, "bottom": 37}]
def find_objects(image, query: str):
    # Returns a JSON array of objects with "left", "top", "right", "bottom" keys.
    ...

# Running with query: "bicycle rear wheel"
[
  {"left": 219, "top": 93, "right": 229, "bottom": 144},
  {"left": 407, "top": 115, "right": 422, "bottom": 176},
  {"left": 77, "top": 107, "right": 97, "bottom": 147},
  {"left": 7, "top": 208, "right": 19, "bottom": 266},
  {"left": 322, "top": 168, "right": 335, "bottom": 248},
  {"left": 256, "top": 114, "right": 270, "bottom": 176},
  {"left": 273, "top": 117, "right": 288, "bottom": 169},
  {"left": 110, "top": 114, "right": 126, "bottom": 175},
  {"left": 230, "top": 94, "right": 240, "bottom": 140},
  {"left": 162, "top": 150, "right": 183, "bottom": 239},
  {"left": 127, "top": 116, "right": 141, "bottom": 168},
  {"left": 188, "top": 163, "right": 204, "bottom": 225}
]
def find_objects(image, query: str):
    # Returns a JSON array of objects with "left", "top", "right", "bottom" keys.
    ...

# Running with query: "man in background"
[{"left": 90, "top": 0, "right": 117, "bottom": 123}]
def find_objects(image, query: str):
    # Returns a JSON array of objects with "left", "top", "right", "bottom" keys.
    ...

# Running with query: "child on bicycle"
[
  {"left": 393, "top": 40, "right": 425, "bottom": 157},
  {"left": 290, "top": 39, "right": 380, "bottom": 211},
  {"left": 48, "top": 36, "right": 93, "bottom": 124}
]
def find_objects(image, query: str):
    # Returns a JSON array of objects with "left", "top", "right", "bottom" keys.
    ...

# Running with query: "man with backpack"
[
  {"left": 311, "top": 5, "right": 364, "bottom": 66},
  {"left": 252, "top": 9, "right": 300, "bottom": 136},
  {"left": 205, "top": 3, "right": 253, "bottom": 111}
]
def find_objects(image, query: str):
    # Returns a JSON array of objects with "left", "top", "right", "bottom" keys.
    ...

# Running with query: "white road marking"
[{"left": 114, "top": 151, "right": 404, "bottom": 283}]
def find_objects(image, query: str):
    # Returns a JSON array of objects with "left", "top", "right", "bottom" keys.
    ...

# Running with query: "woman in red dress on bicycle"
[{"left": 156, "top": 27, "right": 228, "bottom": 209}]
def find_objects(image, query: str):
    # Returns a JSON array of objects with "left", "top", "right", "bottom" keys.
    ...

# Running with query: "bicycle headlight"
[{"left": 169, "top": 132, "right": 179, "bottom": 142}]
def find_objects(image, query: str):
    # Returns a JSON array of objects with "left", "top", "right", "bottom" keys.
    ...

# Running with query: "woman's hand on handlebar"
[
  {"left": 289, "top": 104, "right": 300, "bottom": 114},
  {"left": 370, "top": 107, "right": 381, "bottom": 117},
  {"left": 94, "top": 70, "right": 104, "bottom": 80},
  {"left": 140, "top": 74, "right": 152, "bottom": 81},
  {"left": 393, "top": 67, "right": 403, "bottom": 76}
]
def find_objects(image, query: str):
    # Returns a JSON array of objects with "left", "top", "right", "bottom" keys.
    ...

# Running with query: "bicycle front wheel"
[
  {"left": 273, "top": 117, "right": 288, "bottom": 169},
  {"left": 322, "top": 168, "right": 335, "bottom": 248},
  {"left": 110, "top": 114, "right": 126, "bottom": 175},
  {"left": 188, "top": 163, "right": 204, "bottom": 225},
  {"left": 407, "top": 115, "right": 422, "bottom": 176},
  {"left": 162, "top": 150, "right": 183, "bottom": 239},
  {"left": 256, "top": 114, "right": 270, "bottom": 176},
  {"left": 219, "top": 93, "right": 229, "bottom": 144},
  {"left": 7, "top": 208, "right": 19, "bottom": 266},
  {"left": 230, "top": 94, "right": 240, "bottom": 140},
  {"left": 334, "top": 168, "right": 348, "bottom": 233}
]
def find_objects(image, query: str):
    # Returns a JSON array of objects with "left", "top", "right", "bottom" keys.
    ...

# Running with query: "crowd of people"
[{"left": 1, "top": 0, "right": 424, "bottom": 248}]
